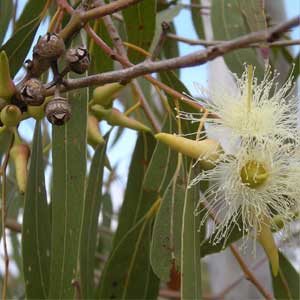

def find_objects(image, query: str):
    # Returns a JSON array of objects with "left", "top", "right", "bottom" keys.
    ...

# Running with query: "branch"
[
  {"left": 166, "top": 33, "right": 300, "bottom": 48},
  {"left": 47, "top": 16, "right": 299, "bottom": 94}
]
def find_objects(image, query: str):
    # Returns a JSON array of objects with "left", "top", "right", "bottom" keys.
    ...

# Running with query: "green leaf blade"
[
  {"left": 123, "top": 0, "right": 157, "bottom": 63},
  {"left": 80, "top": 143, "right": 107, "bottom": 299},
  {"left": 49, "top": 85, "right": 88, "bottom": 298},
  {"left": 22, "top": 121, "right": 51, "bottom": 299}
]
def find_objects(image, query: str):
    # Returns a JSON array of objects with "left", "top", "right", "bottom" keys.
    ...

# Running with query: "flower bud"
[
  {"left": 10, "top": 143, "right": 30, "bottom": 194},
  {"left": 65, "top": 46, "right": 90, "bottom": 74},
  {"left": 20, "top": 78, "right": 45, "bottom": 106},
  {"left": 0, "top": 51, "right": 16, "bottom": 101},
  {"left": 0, "top": 105, "right": 22, "bottom": 127},
  {"left": 33, "top": 32, "right": 65, "bottom": 59},
  {"left": 155, "top": 133, "right": 221, "bottom": 170},
  {"left": 257, "top": 219, "right": 279, "bottom": 276},
  {"left": 91, "top": 105, "right": 151, "bottom": 132},
  {"left": 45, "top": 97, "right": 71, "bottom": 126},
  {"left": 93, "top": 83, "right": 126, "bottom": 107},
  {"left": 87, "top": 114, "right": 105, "bottom": 148}
]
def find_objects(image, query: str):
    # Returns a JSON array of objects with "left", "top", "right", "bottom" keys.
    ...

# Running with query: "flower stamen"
[{"left": 240, "top": 160, "right": 269, "bottom": 188}]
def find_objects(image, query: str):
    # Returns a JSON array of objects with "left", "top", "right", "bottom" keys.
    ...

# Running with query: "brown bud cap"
[
  {"left": 45, "top": 97, "right": 71, "bottom": 126},
  {"left": 33, "top": 32, "right": 65, "bottom": 59},
  {"left": 20, "top": 78, "right": 45, "bottom": 106},
  {"left": 65, "top": 46, "right": 90, "bottom": 74}
]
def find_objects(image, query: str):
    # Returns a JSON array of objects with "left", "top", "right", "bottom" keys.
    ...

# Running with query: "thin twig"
[
  {"left": 1, "top": 134, "right": 15, "bottom": 300},
  {"left": 167, "top": 33, "right": 300, "bottom": 48},
  {"left": 6, "top": 218, "right": 22, "bottom": 233},
  {"left": 151, "top": 22, "right": 170, "bottom": 60}
]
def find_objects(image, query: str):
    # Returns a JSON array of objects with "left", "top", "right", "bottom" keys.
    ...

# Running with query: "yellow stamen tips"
[
  {"left": 240, "top": 160, "right": 269, "bottom": 189},
  {"left": 247, "top": 65, "right": 253, "bottom": 113}
]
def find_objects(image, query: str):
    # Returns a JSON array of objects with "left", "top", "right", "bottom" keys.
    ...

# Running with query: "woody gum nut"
[
  {"left": 0, "top": 51, "right": 16, "bottom": 101},
  {"left": 10, "top": 143, "right": 30, "bottom": 194},
  {"left": 45, "top": 97, "right": 71, "bottom": 126},
  {"left": 20, "top": 78, "right": 46, "bottom": 106},
  {"left": 0, "top": 105, "right": 22, "bottom": 127},
  {"left": 33, "top": 32, "right": 65, "bottom": 59},
  {"left": 93, "top": 83, "right": 126, "bottom": 106},
  {"left": 65, "top": 46, "right": 90, "bottom": 74},
  {"left": 155, "top": 133, "right": 221, "bottom": 170}
]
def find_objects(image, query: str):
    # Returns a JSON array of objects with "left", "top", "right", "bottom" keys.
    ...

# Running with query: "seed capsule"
[
  {"left": 33, "top": 32, "right": 65, "bottom": 59},
  {"left": 20, "top": 78, "right": 45, "bottom": 106},
  {"left": 45, "top": 97, "right": 71, "bottom": 126},
  {"left": 65, "top": 46, "right": 90, "bottom": 74}
]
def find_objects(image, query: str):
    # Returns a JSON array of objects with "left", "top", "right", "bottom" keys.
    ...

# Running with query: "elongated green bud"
[
  {"left": 10, "top": 143, "right": 30, "bottom": 194},
  {"left": 0, "top": 105, "right": 22, "bottom": 127},
  {"left": 0, "top": 51, "right": 16, "bottom": 101},
  {"left": 155, "top": 133, "right": 221, "bottom": 169},
  {"left": 87, "top": 114, "right": 105, "bottom": 148},
  {"left": 93, "top": 83, "right": 125, "bottom": 106},
  {"left": 257, "top": 220, "right": 279, "bottom": 276},
  {"left": 92, "top": 105, "right": 151, "bottom": 132}
]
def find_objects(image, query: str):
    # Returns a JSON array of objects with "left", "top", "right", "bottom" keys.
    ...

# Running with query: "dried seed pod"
[
  {"left": 65, "top": 46, "right": 90, "bottom": 74},
  {"left": 33, "top": 32, "right": 65, "bottom": 59},
  {"left": 45, "top": 97, "right": 71, "bottom": 126},
  {"left": 20, "top": 78, "right": 45, "bottom": 106}
]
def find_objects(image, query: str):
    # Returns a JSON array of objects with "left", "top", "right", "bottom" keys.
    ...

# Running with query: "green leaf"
[
  {"left": 123, "top": 0, "right": 157, "bottom": 63},
  {"left": 22, "top": 121, "right": 51, "bottom": 299},
  {"left": 48, "top": 70, "right": 88, "bottom": 298},
  {"left": 181, "top": 165, "right": 202, "bottom": 300},
  {"left": 211, "top": 0, "right": 265, "bottom": 79},
  {"left": 144, "top": 115, "right": 178, "bottom": 192},
  {"left": 150, "top": 182, "right": 185, "bottom": 282},
  {"left": 0, "top": 0, "right": 13, "bottom": 45},
  {"left": 191, "top": 0, "right": 206, "bottom": 39},
  {"left": 80, "top": 143, "right": 107, "bottom": 299},
  {"left": 89, "top": 20, "right": 114, "bottom": 75},
  {"left": 111, "top": 133, "right": 156, "bottom": 246},
  {"left": 272, "top": 251, "right": 300, "bottom": 300},
  {"left": 0, "top": 0, "right": 47, "bottom": 77},
  {"left": 96, "top": 133, "right": 160, "bottom": 299}
]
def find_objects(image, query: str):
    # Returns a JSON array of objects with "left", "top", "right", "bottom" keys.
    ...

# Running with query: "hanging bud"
[
  {"left": 65, "top": 46, "right": 90, "bottom": 74},
  {"left": 45, "top": 97, "right": 71, "bottom": 126},
  {"left": 33, "top": 32, "right": 65, "bottom": 59},
  {"left": 91, "top": 105, "right": 151, "bottom": 132},
  {"left": 10, "top": 143, "right": 30, "bottom": 194},
  {"left": 93, "top": 83, "right": 126, "bottom": 107},
  {"left": 87, "top": 114, "right": 105, "bottom": 148},
  {"left": 155, "top": 133, "right": 221, "bottom": 170},
  {"left": 20, "top": 78, "right": 46, "bottom": 106},
  {"left": 0, "top": 105, "right": 22, "bottom": 127},
  {"left": 257, "top": 219, "right": 279, "bottom": 276},
  {"left": 0, "top": 51, "right": 16, "bottom": 101}
]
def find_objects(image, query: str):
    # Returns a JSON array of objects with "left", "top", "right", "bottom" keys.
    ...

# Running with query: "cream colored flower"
[
  {"left": 178, "top": 66, "right": 297, "bottom": 148},
  {"left": 194, "top": 139, "right": 300, "bottom": 244}
]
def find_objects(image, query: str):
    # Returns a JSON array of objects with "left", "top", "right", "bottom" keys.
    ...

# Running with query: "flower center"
[{"left": 240, "top": 160, "right": 269, "bottom": 189}]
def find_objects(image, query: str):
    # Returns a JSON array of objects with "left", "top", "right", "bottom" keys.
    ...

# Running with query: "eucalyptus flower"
[
  {"left": 178, "top": 66, "right": 297, "bottom": 148},
  {"left": 194, "top": 139, "right": 300, "bottom": 246}
]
